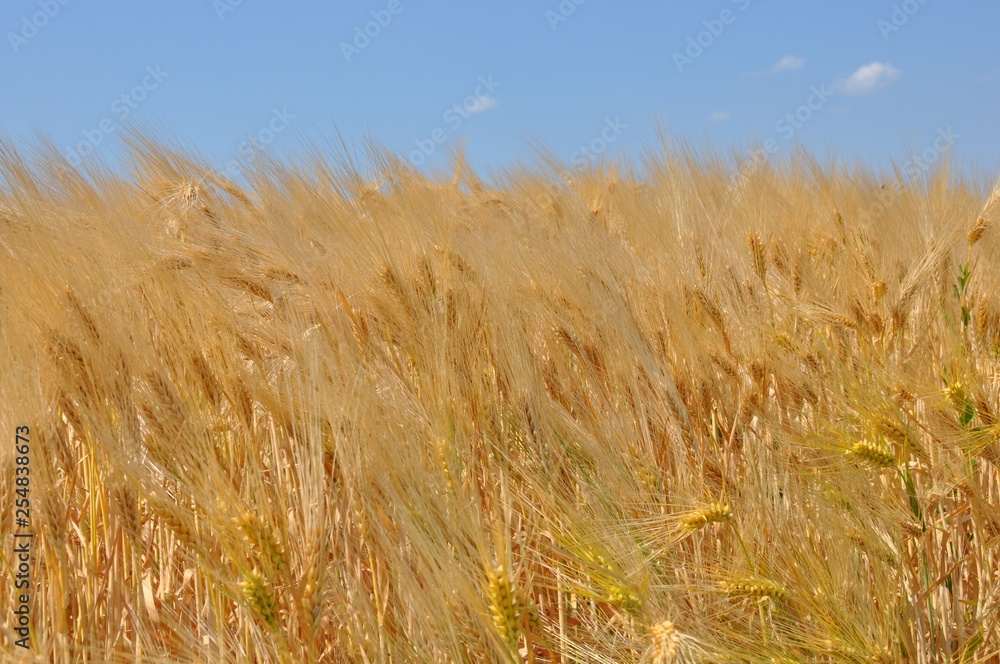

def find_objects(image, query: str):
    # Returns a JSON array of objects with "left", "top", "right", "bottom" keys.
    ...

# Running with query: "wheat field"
[{"left": 1, "top": 134, "right": 999, "bottom": 662}]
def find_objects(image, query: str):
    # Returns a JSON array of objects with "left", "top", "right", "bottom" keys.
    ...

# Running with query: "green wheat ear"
[
  {"left": 845, "top": 438, "right": 896, "bottom": 468},
  {"left": 720, "top": 576, "right": 788, "bottom": 601},
  {"left": 241, "top": 567, "right": 278, "bottom": 629}
]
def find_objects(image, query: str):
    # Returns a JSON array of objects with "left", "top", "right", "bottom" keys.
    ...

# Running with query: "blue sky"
[{"left": 1, "top": 1, "right": 997, "bottom": 180}]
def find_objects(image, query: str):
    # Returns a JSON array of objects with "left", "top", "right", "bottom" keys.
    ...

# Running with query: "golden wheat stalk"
[
  {"left": 844, "top": 438, "right": 896, "bottom": 468},
  {"left": 487, "top": 563, "right": 523, "bottom": 653},
  {"left": 679, "top": 503, "right": 732, "bottom": 533},
  {"left": 235, "top": 510, "right": 289, "bottom": 577},
  {"left": 720, "top": 576, "right": 788, "bottom": 601}
]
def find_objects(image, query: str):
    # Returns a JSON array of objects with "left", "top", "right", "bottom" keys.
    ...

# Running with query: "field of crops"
[{"left": 1, "top": 136, "right": 999, "bottom": 662}]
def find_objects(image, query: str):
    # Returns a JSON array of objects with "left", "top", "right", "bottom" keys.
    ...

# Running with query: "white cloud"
[
  {"left": 709, "top": 111, "right": 730, "bottom": 122},
  {"left": 771, "top": 56, "right": 805, "bottom": 73},
  {"left": 466, "top": 96, "right": 498, "bottom": 114},
  {"left": 833, "top": 62, "right": 901, "bottom": 95}
]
